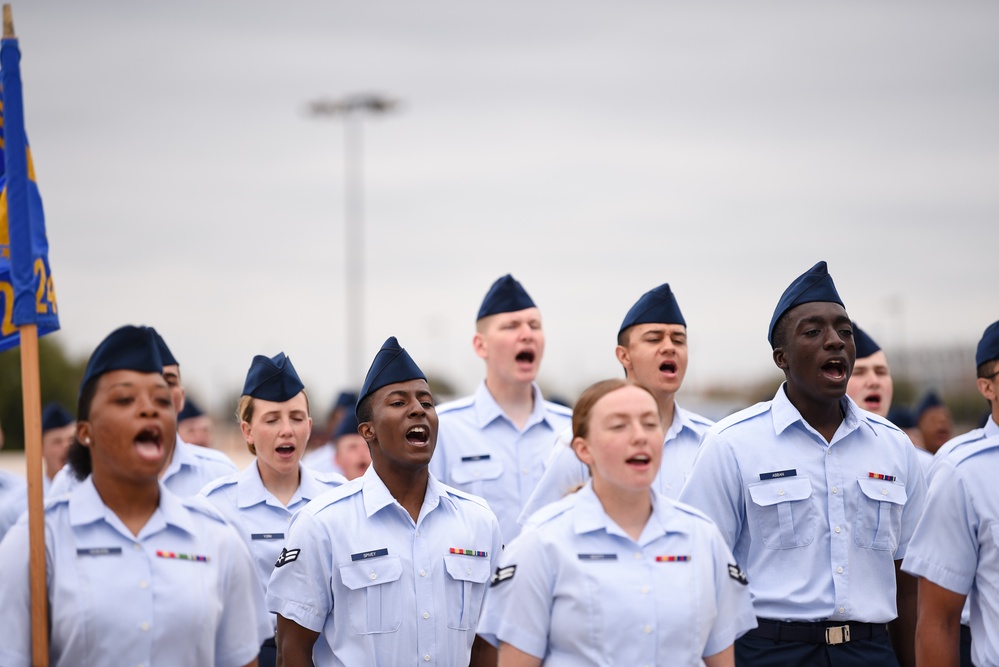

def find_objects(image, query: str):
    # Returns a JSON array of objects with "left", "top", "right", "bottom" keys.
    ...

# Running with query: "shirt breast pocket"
[
  {"left": 449, "top": 459, "right": 504, "bottom": 490},
  {"left": 443, "top": 553, "right": 491, "bottom": 630},
  {"left": 854, "top": 477, "right": 907, "bottom": 551},
  {"left": 748, "top": 476, "right": 816, "bottom": 549},
  {"left": 338, "top": 556, "right": 404, "bottom": 634}
]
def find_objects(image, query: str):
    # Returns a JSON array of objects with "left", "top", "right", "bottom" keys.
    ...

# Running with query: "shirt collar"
[
  {"left": 473, "top": 380, "right": 550, "bottom": 430},
  {"left": 161, "top": 434, "right": 194, "bottom": 481},
  {"left": 69, "top": 476, "right": 196, "bottom": 537},
  {"left": 986, "top": 415, "right": 999, "bottom": 439},
  {"left": 770, "top": 383, "right": 862, "bottom": 440},
  {"left": 359, "top": 465, "right": 451, "bottom": 519},
  {"left": 664, "top": 403, "right": 695, "bottom": 442},
  {"left": 572, "top": 482, "right": 690, "bottom": 544},
  {"left": 237, "top": 463, "right": 339, "bottom": 509}
]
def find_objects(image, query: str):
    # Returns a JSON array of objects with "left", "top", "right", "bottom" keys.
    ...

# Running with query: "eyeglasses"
[{"left": 984, "top": 370, "right": 999, "bottom": 381}]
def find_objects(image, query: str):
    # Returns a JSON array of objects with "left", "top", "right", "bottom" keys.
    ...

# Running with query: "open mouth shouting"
[
  {"left": 275, "top": 442, "right": 296, "bottom": 458},
  {"left": 406, "top": 425, "right": 431, "bottom": 447},
  {"left": 134, "top": 426, "right": 165, "bottom": 462},
  {"left": 515, "top": 350, "right": 536, "bottom": 365},
  {"left": 861, "top": 392, "right": 882, "bottom": 410},
  {"left": 626, "top": 453, "right": 652, "bottom": 469},
  {"left": 820, "top": 358, "right": 848, "bottom": 383},
  {"left": 659, "top": 360, "right": 678, "bottom": 376}
]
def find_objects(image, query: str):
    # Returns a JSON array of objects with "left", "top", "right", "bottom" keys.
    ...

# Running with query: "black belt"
[{"left": 747, "top": 618, "right": 888, "bottom": 645}]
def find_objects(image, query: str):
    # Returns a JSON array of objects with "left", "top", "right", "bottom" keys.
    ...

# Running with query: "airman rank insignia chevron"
[
  {"left": 275, "top": 547, "right": 301, "bottom": 568},
  {"left": 728, "top": 563, "right": 748, "bottom": 585},
  {"left": 490, "top": 565, "right": 516, "bottom": 587}
]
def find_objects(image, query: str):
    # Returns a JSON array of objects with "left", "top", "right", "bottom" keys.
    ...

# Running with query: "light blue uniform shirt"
[
  {"left": 479, "top": 482, "right": 756, "bottom": 666},
  {"left": 48, "top": 435, "right": 238, "bottom": 498},
  {"left": 0, "top": 477, "right": 270, "bottom": 667},
  {"left": 0, "top": 469, "right": 27, "bottom": 543},
  {"left": 902, "top": 435, "right": 999, "bottom": 667},
  {"left": 922, "top": 415, "right": 998, "bottom": 628},
  {"left": 201, "top": 462, "right": 346, "bottom": 635},
  {"left": 266, "top": 465, "right": 502, "bottom": 667},
  {"left": 518, "top": 404, "right": 713, "bottom": 524},
  {"left": 678, "top": 386, "right": 926, "bottom": 623},
  {"left": 429, "top": 381, "right": 572, "bottom": 543}
]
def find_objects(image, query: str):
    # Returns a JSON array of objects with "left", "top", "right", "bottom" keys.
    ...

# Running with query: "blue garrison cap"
[
  {"left": 333, "top": 412, "right": 361, "bottom": 441},
  {"left": 768, "top": 261, "right": 845, "bottom": 346},
  {"left": 241, "top": 353, "right": 305, "bottom": 402},
  {"left": 887, "top": 406, "right": 916, "bottom": 430},
  {"left": 915, "top": 391, "right": 945, "bottom": 419},
  {"left": 853, "top": 323, "right": 881, "bottom": 359},
  {"left": 80, "top": 325, "right": 164, "bottom": 391},
  {"left": 476, "top": 274, "right": 536, "bottom": 321},
  {"left": 976, "top": 320, "right": 999, "bottom": 367},
  {"left": 150, "top": 329, "right": 179, "bottom": 367},
  {"left": 356, "top": 336, "right": 427, "bottom": 417},
  {"left": 333, "top": 391, "right": 359, "bottom": 411},
  {"left": 178, "top": 397, "right": 204, "bottom": 421},
  {"left": 619, "top": 283, "right": 686, "bottom": 336},
  {"left": 41, "top": 403, "right": 74, "bottom": 432}
]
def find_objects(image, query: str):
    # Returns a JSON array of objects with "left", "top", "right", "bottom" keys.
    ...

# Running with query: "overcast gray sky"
[{"left": 12, "top": 0, "right": 999, "bottom": 413}]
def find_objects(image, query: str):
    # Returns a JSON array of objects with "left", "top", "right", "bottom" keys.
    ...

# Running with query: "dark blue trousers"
[{"left": 735, "top": 632, "right": 900, "bottom": 667}]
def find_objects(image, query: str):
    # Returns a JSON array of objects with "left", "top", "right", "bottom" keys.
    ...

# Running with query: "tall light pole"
[{"left": 308, "top": 93, "right": 398, "bottom": 382}]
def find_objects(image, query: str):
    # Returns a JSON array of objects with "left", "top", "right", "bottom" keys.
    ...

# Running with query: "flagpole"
[{"left": 4, "top": 6, "right": 50, "bottom": 665}]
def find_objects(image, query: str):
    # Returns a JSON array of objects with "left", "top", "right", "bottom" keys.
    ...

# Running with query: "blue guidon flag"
[{"left": 0, "top": 26, "right": 59, "bottom": 352}]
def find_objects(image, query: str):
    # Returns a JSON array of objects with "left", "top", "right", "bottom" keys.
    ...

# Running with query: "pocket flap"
[
  {"left": 857, "top": 477, "right": 907, "bottom": 505},
  {"left": 339, "top": 555, "right": 403, "bottom": 590},
  {"left": 748, "top": 476, "right": 812, "bottom": 507},
  {"left": 450, "top": 460, "right": 504, "bottom": 485},
  {"left": 443, "top": 553, "right": 492, "bottom": 583}
]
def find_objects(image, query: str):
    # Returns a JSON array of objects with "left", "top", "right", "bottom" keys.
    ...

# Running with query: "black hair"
[
  {"left": 65, "top": 377, "right": 99, "bottom": 481},
  {"left": 770, "top": 312, "right": 792, "bottom": 350},
  {"left": 355, "top": 394, "right": 373, "bottom": 424}
]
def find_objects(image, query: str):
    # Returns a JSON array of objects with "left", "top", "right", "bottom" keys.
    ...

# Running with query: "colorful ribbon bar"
[
  {"left": 656, "top": 555, "right": 691, "bottom": 562},
  {"left": 868, "top": 472, "right": 896, "bottom": 482},
  {"left": 449, "top": 548, "right": 489, "bottom": 557},
  {"left": 156, "top": 550, "right": 209, "bottom": 562}
]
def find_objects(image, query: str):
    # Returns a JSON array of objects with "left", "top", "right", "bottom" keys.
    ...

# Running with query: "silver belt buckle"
[{"left": 824, "top": 625, "right": 851, "bottom": 645}]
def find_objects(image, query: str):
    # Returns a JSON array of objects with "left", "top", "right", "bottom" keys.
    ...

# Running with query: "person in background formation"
[
  {"left": 305, "top": 390, "right": 358, "bottom": 454},
  {"left": 201, "top": 352, "right": 346, "bottom": 667},
  {"left": 177, "top": 397, "right": 213, "bottom": 448},
  {"left": 679, "top": 261, "right": 926, "bottom": 667},
  {"left": 888, "top": 406, "right": 925, "bottom": 451},
  {"left": 480, "top": 378, "right": 755, "bottom": 667},
  {"left": 49, "top": 327, "right": 238, "bottom": 497},
  {"left": 268, "top": 337, "right": 502, "bottom": 666},
  {"left": 846, "top": 324, "right": 933, "bottom": 473},
  {"left": 914, "top": 390, "right": 954, "bottom": 456},
  {"left": 302, "top": 410, "right": 372, "bottom": 480},
  {"left": 430, "top": 274, "right": 572, "bottom": 544},
  {"left": 40, "top": 402, "right": 75, "bottom": 495},
  {"left": 520, "top": 282, "right": 713, "bottom": 522},
  {"left": 903, "top": 319, "right": 999, "bottom": 667},
  {"left": 0, "top": 325, "right": 269, "bottom": 667}
]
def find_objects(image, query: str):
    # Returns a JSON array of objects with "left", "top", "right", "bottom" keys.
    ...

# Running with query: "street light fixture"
[{"left": 308, "top": 93, "right": 398, "bottom": 382}]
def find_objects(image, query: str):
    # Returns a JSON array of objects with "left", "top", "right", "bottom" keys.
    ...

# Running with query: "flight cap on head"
[
  {"left": 915, "top": 390, "right": 945, "bottom": 419},
  {"left": 356, "top": 336, "right": 427, "bottom": 418},
  {"left": 178, "top": 398, "right": 204, "bottom": 421},
  {"left": 887, "top": 406, "right": 916, "bottom": 430},
  {"left": 976, "top": 320, "right": 999, "bottom": 368},
  {"left": 241, "top": 353, "right": 305, "bottom": 402},
  {"left": 852, "top": 323, "right": 881, "bottom": 359},
  {"left": 768, "top": 261, "right": 845, "bottom": 346},
  {"left": 150, "top": 329, "right": 179, "bottom": 367},
  {"left": 333, "top": 391, "right": 359, "bottom": 411},
  {"left": 477, "top": 274, "right": 535, "bottom": 321},
  {"left": 619, "top": 283, "right": 686, "bottom": 337},
  {"left": 333, "top": 412, "right": 361, "bottom": 441},
  {"left": 42, "top": 403, "right": 74, "bottom": 432},
  {"left": 80, "top": 325, "right": 164, "bottom": 391}
]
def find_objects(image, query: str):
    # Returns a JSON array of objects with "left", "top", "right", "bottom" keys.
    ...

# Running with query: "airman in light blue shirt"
[{"left": 430, "top": 275, "right": 571, "bottom": 543}]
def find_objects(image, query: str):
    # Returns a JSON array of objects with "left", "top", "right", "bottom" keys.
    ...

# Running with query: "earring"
[{"left": 84, "top": 437, "right": 91, "bottom": 444}]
